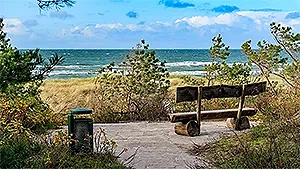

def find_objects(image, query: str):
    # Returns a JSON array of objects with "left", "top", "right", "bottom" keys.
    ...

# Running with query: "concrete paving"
[{"left": 93, "top": 121, "right": 234, "bottom": 169}]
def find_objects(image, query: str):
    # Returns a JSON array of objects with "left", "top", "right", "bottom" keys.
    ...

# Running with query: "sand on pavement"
[{"left": 93, "top": 121, "right": 236, "bottom": 169}]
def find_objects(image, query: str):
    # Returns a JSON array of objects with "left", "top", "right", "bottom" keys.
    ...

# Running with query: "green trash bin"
[{"left": 68, "top": 108, "right": 93, "bottom": 153}]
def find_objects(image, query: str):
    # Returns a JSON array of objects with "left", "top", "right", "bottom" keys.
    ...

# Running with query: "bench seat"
[{"left": 168, "top": 108, "right": 257, "bottom": 123}]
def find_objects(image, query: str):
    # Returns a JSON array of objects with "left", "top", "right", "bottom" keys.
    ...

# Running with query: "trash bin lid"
[{"left": 71, "top": 108, "right": 92, "bottom": 114}]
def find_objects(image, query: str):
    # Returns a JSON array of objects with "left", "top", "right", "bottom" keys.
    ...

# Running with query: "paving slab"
[{"left": 93, "top": 121, "right": 235, "bottom": 169}]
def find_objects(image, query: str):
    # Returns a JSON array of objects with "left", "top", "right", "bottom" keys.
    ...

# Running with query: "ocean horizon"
[{"left": 31, "top": 49, "right": 249, "bottom": 79}]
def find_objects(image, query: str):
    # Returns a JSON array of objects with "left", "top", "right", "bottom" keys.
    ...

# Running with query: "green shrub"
[
  {"left": 195, "top": 118, "right": 300, "bottom": 169},
  {"left": 0, "top": 85, "right": 58, "bottom": 138},
  {"left": 204, "top": 34, "right": 253, "bottom": 86},
  {"left": 0, "top": 18, "right": 63, "bottom": 138},
  {"left": 242, "top": 22, "right": 300, "bottom": 94},
  {"left": 0, "top": 18, "right": 128, "bottom": 169},
  {"left": 190, "top": 22, "right": 300, "bottom": 169},
  {"left": 23, "top": 129, "right": 127, "bottom": 169},
  {"left": 0, "top": 129, "right": 129, "bottom": 169},
  {"left": 94, "top": 39, "right": 170, "bottom": 122},
  {"left": 0, "top": 137, "right": 42, "bottom": 168},
  {"left": 190, "top": 91, "right": 300, "bottom": 168}
]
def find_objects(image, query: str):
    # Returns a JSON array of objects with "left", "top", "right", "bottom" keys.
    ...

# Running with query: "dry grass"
[
  {"left": 40, "top": 77, "right": 185, "bottom": 115},
  {"left": 40, "top": 78, "right": 98, "bottom": 115}
]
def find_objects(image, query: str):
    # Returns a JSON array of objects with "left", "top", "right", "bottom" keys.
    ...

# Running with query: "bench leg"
[{"left": 226, "top": 117, "right": 250, "bottom": 130}]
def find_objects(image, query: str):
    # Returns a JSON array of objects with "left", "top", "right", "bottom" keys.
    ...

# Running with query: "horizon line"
[{"left": 19, "top": 48, "right": 249, "bottom": 50}]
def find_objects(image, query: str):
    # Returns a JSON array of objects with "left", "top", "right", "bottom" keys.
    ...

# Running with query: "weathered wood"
[
  {"left": 244, "top": 81, "right": 267, "bottom": 96},
  {"left": 236, "top": 84, "right": 246, "bottom": 130},
  {"left": 174, "top": 120, "right": 199, "bottom": 136},
  {"left": 176, "top": 82, "right": 267, "bottom": 103},
  {"left": 176, "top": 86, "right": 198, "bottom": 103},
  {"left": 196, "top": 87, "right": 202, "bottom": 133},
  {"left": 226, "top": 117, "right": 250, "bottom": 130},
  {"left": 168, "top": 108, "right": 257, "bottom": 123},
  {"left": 201, "top": 85, "right": 242, "bottom": 99}
]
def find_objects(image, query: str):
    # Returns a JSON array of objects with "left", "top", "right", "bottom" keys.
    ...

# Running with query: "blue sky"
[{"left": 1, "top": 0, "right": 300, "bottom": 49}]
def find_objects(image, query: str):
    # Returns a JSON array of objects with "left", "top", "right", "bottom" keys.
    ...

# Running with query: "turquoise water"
[{"left": 37, "top": 49, "right": 249, "bottom": 79}]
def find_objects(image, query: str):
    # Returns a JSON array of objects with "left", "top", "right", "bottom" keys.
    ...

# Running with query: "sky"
[{"left": 0, "top": 0, "right": 300, "bottom": 49}]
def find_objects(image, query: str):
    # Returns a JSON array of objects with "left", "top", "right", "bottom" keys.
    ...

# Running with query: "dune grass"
[
  {"left": 40, "top": 76, "right": 186, "bottom": 122},
  {"left": 41, "top": 78, "right": 98, "bottom": 115}
]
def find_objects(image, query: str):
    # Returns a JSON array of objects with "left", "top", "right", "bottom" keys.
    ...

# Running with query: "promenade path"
[{"left": 93, "top": 121, "right": 234, "bottom": 169}]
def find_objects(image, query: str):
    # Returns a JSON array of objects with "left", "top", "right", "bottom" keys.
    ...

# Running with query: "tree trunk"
[{"left": 174, "top": 120, "right": 199, "bottom": 136}]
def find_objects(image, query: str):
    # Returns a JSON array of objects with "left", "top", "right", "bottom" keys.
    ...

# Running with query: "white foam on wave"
[
  {"left": 55, "top": 65, "right": 104, "bottom": 68},
  {"left": 166, "top": 61, "right": 211, "bottom": 67},
  {"left": 49, "top": 70, "right": 94, "bottom": 76},
  {"left": 171, "top": 70, "right": 261, "bottom": 76},
  {"left": 166, "top": 61, "right": 246, "bottom": 67},
  {"left": 55, "top": 65, "right": 81, "bottom": 69},
  {"left": 170, "top": 71, "right": 206, "bottom": 76}
]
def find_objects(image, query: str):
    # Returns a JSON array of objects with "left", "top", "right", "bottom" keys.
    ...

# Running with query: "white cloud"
[
  {"left": 289, "top": 19, "right": 300, "bottom": 25},
  {"left": 174, "top": 11, "right": 300, "bottom": 33},
  {"left": 82, "top": 26, "right": 97, "bottom": 37},
  {"left": 95, "top": 23, "right": 123, "bottom": 29},
  {"left": 16, "top": 10, "right": 299, "bottom": 48},
  {"left": 175, "top": 13, "right": 256, "bottom": 28},
  {"left": 94, "top": 23, "right": 156, "bottom": 32},
  {"left": 70, "top": 25, "right": 81, "bottom": 33},
  {"left": 3, "top": 18, "right": 29, "bottom": 35},
  {"left": 237, "top": 11, "right": 300, "bottom": 32},
  {"left": 236, "top": 11, "right": 288, "bottom": 21},
  {"left": 62, "top": 22, "right": 165, "bottom": 38}
]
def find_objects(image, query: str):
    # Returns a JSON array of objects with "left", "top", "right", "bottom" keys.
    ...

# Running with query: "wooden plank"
[
  {"left": 201, "top": 85, "right": 242, "bottom": 99},
  {"left": 168, "top": 108, "right": 257, "bottom": 123},
  {"left": 196, "top": 87, "right": 202, "bottom": 134},
  {"left": 236, "top": 84, "right": 246, "bottom": 130},
  {"left": 244, "top": 81, "right": 267, "bottom": 96},
  {"left": 175, "top": 82, "right": 266, "bottom": 102},
  {"left": 200, "top": 82, "right": 266, "bottom": 99},
  {"left": 176, "top": 86, "right": 198, "bottom": 103}
]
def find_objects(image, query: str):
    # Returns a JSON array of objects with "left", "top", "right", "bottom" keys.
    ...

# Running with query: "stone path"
[{"left": 93, "top": 121, "right": 234, "bottom": 169}]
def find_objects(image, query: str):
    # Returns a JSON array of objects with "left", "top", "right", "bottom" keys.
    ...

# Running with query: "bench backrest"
[{"left": 176, "top": 81, "right": 267, "bottom": 103}]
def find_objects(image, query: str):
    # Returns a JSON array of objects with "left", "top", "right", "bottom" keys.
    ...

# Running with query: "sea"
[{"left": 36, "top": 49, "right": 249, "bottom": 79}]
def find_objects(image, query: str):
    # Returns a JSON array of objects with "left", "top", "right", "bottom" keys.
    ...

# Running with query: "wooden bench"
[{"left": 168, "top": 82, "right": 267, "bottom": 136}]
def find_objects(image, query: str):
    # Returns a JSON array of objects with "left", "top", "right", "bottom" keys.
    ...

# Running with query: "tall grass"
[
  {"left": 190, "top": 88, "right": 300, "bottom": 169},
  {"left": 40, "top": 77, "right": 187, "bottom": 123}
]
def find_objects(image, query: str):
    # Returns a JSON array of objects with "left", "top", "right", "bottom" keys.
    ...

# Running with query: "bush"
[
  {"left": 193, "top": 119, "right": 300, "bottom": 168},
  {"left": 0, "top": 129, "right": 129, "bottom": 169},
  {"left": 0, "top": 18, "right": 64, "bottom": 138},
  {"left": 0, "top": 18, "right": 128, "bottom": 169},
  {"left": 0, "top": 137, "right": 42, "bottom": 168},
  {"left": 204, "top": 34, "right": 253, "bottom": 86},
  {"left": 190, "top": 22, "right": 300, "bottom": 169},
  {"left": 94, "top": 40, "right": 170, "bottom": 122},
  {"left": 190, "top": 90, "right": 300, "bottom": 168},
  {"left": 242, "top": 22, "right": 300, "bottom": 94}
]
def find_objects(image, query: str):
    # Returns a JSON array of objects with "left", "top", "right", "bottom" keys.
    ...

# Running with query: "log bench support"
[
  {"left": 174, "top": 120, "right": 199, "bottom": 136},
  {"left": 169, "top": 82, "right": 266, "bottom": 136},
  {"left": 226, "top": 117, "right": 250, "bottom": 130}
]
